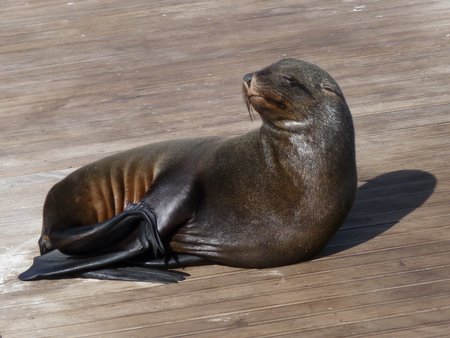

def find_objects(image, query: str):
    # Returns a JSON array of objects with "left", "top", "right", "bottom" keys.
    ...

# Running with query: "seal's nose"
[{"left": 243, "top": 73, "right": 253, "bottom": 87}]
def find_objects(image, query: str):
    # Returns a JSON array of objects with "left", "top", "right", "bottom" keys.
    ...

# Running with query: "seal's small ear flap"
[
  {"left": 320, "top": 82, "right": 345, "bottom": 100},
  {"left": 320, "top": 82, "right": 337, "bottom": 93}
]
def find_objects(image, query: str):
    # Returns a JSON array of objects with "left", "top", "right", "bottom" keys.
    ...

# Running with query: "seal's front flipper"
[
  {"left": 46, "top": 201, "right": 163, "bottom": 256},
  {"left": 19, "top": 202, "right": 186, "bottom": 283}
]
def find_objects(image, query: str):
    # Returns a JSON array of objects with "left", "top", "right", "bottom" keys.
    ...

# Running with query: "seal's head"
[{"left": 242, "top": 58, "right": 347, "bottom": 131}]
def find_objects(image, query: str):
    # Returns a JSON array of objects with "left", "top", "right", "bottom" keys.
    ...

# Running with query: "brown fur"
[{"left": 40, "top": 58, "right": 357, "bottom": 268}]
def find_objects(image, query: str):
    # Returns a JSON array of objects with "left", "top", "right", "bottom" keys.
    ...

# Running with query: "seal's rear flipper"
[
  {"left": 80, "top": 266, "right": 188, "bottom": 283},
  {"left": 18, "top": 249, "right": 187, "bottom": 283},
  {"left": 131, "top": 253, "right": 210, "bottom": 268},
  {"left": 19, "top": 202, "right": 186, "bottom": 283}
]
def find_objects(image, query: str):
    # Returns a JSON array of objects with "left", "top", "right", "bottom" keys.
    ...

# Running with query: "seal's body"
[{"left": 21, "top": 58, "right": 356, "bottom": 282}]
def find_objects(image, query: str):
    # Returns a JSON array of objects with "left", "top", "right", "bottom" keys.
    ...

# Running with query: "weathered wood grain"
[{"left": 1, "top": 0, "right": 449, "bottom": 336}]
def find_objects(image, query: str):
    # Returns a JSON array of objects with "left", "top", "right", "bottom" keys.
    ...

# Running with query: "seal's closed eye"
[{"left": 282, "top": 75, "right": 312, "bottom": 96}]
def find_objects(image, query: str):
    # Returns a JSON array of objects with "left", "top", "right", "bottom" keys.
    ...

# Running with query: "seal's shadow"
[{"left": 319, "top": 170, "right": 437, "bottom": 257}]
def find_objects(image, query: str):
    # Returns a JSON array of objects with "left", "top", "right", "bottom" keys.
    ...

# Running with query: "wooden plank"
[
  {"left": 1, "top": 0, "right": 450, "bottom": 336},
  {"left": 6, "top": 271, "right": 450, "bottom": 336},
  {"left": 359, "top": 321, "right": 450, "bottom": 338},
  {"left": 4, "top": 243, "right": 450, "bottom": 334}
]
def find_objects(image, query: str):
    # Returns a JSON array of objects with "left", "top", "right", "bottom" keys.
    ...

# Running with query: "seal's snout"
[{"left": 243, "top": 73, "right": 253, "bottom": 87}]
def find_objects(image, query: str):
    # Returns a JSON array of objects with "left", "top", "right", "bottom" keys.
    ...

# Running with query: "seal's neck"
[
  {"left": 259, "top": 102, "right": 353, "bottom": 155},
  {"left": 259, "top": 121, "right": 310, "bottom": 168},
  {"left": 264, "top": 119, "right": 312, "bottom": 133},
  {"left": 259, "top": 117, "right": 316, "bottom": 153},
  {"left": 258, "top": 111, "right": 352, "bottom": 181}
]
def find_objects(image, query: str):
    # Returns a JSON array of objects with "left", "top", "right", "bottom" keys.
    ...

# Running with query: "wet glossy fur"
[{"left": 39, "top": 58, "right": 357, "bottom": 269}]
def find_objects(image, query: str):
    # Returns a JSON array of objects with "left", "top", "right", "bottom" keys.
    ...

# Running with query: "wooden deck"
[{"left": 1, "top": 0, "right": 450, "bottom": 336}]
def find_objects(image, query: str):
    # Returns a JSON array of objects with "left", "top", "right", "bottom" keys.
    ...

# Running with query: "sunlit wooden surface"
[{"left": 1, "top": 0, "right": 450, "bottom": 336}]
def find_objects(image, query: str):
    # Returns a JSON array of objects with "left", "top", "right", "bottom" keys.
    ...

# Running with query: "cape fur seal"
[{"left": 19, "top": 58, "right": 357, "bottom": 283}]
